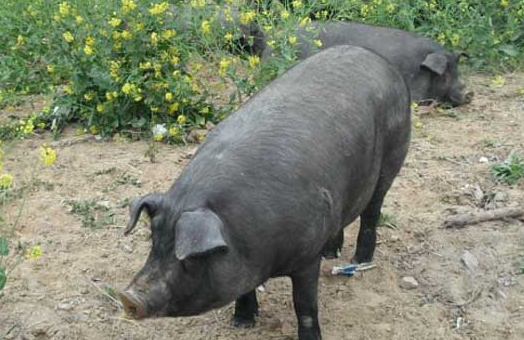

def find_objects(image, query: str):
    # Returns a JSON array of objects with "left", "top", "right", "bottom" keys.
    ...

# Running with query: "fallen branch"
[{"left": 443, "top": 207, "right": 524, "bottom": 229}]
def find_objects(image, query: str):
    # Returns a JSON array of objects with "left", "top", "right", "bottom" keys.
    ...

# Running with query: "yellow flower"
[
  {"left": 219, "top": 58, "right": 230, "bottom": 77},
  {"left": 500, "top": 0, "right": 509, "bottom": 7},
  {"left": 177, "top": 115, "right": 187, "bottom": 124},
  {"left": 96, "top": 103, "right": 104, "bottom": 113},
  {"left": 106, "top": 91, "right": 118, "bottom": 100},
  {"left": 22, "top": 120, "right": 34, "bottom": 134},
  {"left": 154, "top": 133, "right": 164, "bottom": 141},
  {"left": 162, "top": 29, "right": 177, "bottom": 40},
  {"left": 165, "top": 92, "right": 174, "bottom": 102},
  {"left": 281, "top": 10, "right": 290, "bottom": 20},
  {"left": 109, "top": 17, "right": 122, "bottom": 27},
  {"left": 37, "top": 122, "right": 46, "bottom": 129},
  {"left": 25, "top": 245, "right": 42, "bottom": 260},
  {"left": 491, "top": 75, "right": 505, "bottom": 87},
  {"left": 411, "top": 102, "right": 419, "bottom": 110},
  {"left": 84, "top": 45, "right": 94, "bottom": 55},
  {"left": 75, "top": 15, "right": 84, "bottom": 24},
  {"left": 288, "top": 36, "right": 297, "bottom": 45},
  {"left": 84, "top": 92, "right": 95, "bottom": 101},
  {"left": 64, "top": 85, "right": 74, "bottom": 95},
  {"left": 62, "top": 31, "right": 74, "bottom": 43},
  {"left": 190, "top": 0, "right": 206, "bottom": 8},
  {"left": 239, "top": 10, "right": 256, "bottom": 25},
  {"left": 201, "top": 20, "right": 211, "bottom": 34},
  {"left": 169, "top": 125, "right": 180, "bottom": 136},
  {"left": 413, "top": 120, "right": 423, "bottom": 129},
  {"left": 122, "top": 0, "right": 137, "bottom": 14},
  {"left": 224, "top": 32, "right": 234, "bottom": 42},
  {"left": 151, "top": 32, "right": 159, "bottom": 45},
  {"left": 90, "top": 125, "right": 99, "bottom": 135},
  {"left": 40, "top": 145, "right": 57, "bottom": 166},
  {"left": 16, "top": 35, "right": 26, "bottom": 46},
  {"left": 451, "top": 34, "right": 460, "bottom": 46},
  {"left": 134, "top": 22, "right": 145, "bottom": 32},
  {"left": 314, "top": 39, "right": 322, "bottom": 47},
  {"left": 59, "top": 2, "right": 70, "bottom": 16},
  {"left": 248, "top": 55, "right": 260, "bottom": 69},
  {"left": 149, "top": 2, "right": 169, "bottom": 15},
  {"left": 121, "top": 30, "right": 132, "bottom": 40},
  {"left": 360, "top": 4, "right": 370, "bottom": 18},
  {"left": 200, "top": 107, "right": 209, "bottom": 115},
  {"left": 387, "top": 4, "right": 396, "bottom": 13},
  {"left": 168, "top": 102, "right": 180, "bottom": 114},
  {"left": 292, "top": 1, "right": 303, "bottom": 9},
  {"left": 47, "top": 64, "right": 55, "bottom": 73},
  {"left": 267, "top": 39, "right": 276, "bottom": 48},
  {"left": 299, "top": 17, "right": 311, "bottom": 27},
  {"left": 170, "top": 56, "right": 180, "bottom": 65},
  {"left": 0, "top": 174, "right": 13, "bottom": 189},
  {"left": 122, "top": 82, "right": 135, "bottom": 95}
]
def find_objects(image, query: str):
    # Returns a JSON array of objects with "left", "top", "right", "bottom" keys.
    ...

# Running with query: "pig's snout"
[{"left": 119, "top": 289, "right": 148, "bottom": 319}]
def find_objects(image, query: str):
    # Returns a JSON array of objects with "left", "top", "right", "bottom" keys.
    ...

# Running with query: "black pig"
[
  {"left": 120, "top": 45, "right": 411, "bottom": 340},
  {"left": 262, "top": 21, "right": 473, "bottom": 106}
]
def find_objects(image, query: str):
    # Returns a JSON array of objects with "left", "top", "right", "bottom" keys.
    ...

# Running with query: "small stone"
[
  {"left": 473, "top": 185, "right": 484, "bottom": 202},
  {"left": 122, "top": 244, "right": 133, "bottom": 254},
  {"left": 461, "top": 250, "right": 478, "bottom": 272},
  {"left": 400, "top": 276, "right": 419, "bottom": 289},
  {"left": 390, "top": 235, "right": 400, "bottom": 242},
  {"left": 493, "top": 192, "right": 508, "bottom": 202},
  {"left": 479, "top": 157, "right": 489, "bottom": 163},
  {"left": 98, "top": 200, "right": 111, "bottom": 209},
  {"left": 80, "top": 288, "right": 89, "bottom": 295}
]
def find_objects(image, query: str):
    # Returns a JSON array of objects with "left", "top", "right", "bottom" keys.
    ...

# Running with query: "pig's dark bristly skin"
[
  {"left": 262, "top": 21, "right": 472, "bottom": 107},
  {"left": 120, "top": 45, "right": 411, "bottom": 340}
]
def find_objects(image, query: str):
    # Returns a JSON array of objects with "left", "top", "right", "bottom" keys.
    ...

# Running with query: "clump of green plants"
[
  {"left": 65, "top": 199, "right": 115, "bottom": 229},
  {"left": 378, "top": 212, "right": 398, "bottom": 229},
  {"left": 491, "top": 152, "right": 524, "bottom": 185}
]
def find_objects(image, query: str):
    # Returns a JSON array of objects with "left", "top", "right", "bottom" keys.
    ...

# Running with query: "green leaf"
[
  {"left": 0, "top": 236, "right": 8, "bottom": 256},
  {"left": 0, "top": 267, "right": 6, "bottom": 291},
  {"left": 498, "top": 45, "right": 519, "bottom": 57},
  {"left": 195, "top": 115, "right": 205, "bottom": 127}
]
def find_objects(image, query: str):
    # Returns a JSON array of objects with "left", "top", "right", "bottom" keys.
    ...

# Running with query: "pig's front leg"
[
  {"left": 291, "top": 258, "right": 322, "bottom": 340},
  {"left": 233, "top": 290, "right": 259, "bottom": 327}
]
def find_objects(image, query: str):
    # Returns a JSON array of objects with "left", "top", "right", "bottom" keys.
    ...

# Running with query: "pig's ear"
[
  {"left": 175, "top": 209, "right": 228, "bottom": 260},
  {"left": 124, "top": 193, "right": 164, "bottom": 236},
  {"left": 421, "top": 53, "right": 448, "bottom": 76}
]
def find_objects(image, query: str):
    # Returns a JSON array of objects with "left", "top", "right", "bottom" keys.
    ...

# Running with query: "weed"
[
  {"left": 491, "top": 152, "right": 524, "bottom": 185},
  {"left": 378, "top": 213, "right": 398, "bottom": 230},
  {"left": 65, "top": 199, "right": 115, "bottom": 229}
]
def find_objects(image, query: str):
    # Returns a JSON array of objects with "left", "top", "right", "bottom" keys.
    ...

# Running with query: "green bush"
[{"left": 0, "top": 0, "right": 523, "bottom": 139}]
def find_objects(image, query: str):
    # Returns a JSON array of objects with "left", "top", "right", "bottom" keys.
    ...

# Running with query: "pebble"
[
  {"left": 122, "top": 244, "right": 133, "bottom": 254},
  {"left": 479, "top": 157, "right": 489, "bottom": 163},
  {"left": 461, "top": 250, "right": 479, "bottom": 272},
  {"left": 400, "top": 276, "right": 419, "bottom": 289}
]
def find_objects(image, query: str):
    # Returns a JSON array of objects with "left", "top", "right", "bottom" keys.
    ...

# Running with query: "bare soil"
[{"left": 1, "top": 72, "right": 523, "bottom": 340}]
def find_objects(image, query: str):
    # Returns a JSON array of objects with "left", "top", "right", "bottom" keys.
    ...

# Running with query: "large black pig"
[
  {"left": 119, "top": 45, "right": 411, "bottom": 340},
  {"left": 262, "top": 21, "right": 473, "bottom": 107}
]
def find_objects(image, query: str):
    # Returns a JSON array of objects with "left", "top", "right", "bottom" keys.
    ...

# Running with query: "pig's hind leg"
[
  {"left": 233, "top": 290, "right": 259, "bottom": 327},
  {"left": 321, "top": 229, "right": 343, "bottom": 259}
]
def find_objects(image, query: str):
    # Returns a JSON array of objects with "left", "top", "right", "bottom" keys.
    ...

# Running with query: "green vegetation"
[
  {"left": 0, "top": 0, "right": 522, "bottom": 139},
  {"left": 491, "top": 152, "right": 524, "bottom": 185}
]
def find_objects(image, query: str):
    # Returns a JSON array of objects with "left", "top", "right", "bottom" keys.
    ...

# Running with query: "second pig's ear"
[{"left": 175, "top": 209, "right": 228, "bottom": 261}]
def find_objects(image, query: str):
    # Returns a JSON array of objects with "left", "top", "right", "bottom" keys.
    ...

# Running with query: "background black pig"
[
  {"left": 119, "top": 45, "right": 411, "bottom": 340},
  {"left": 262, "top": 21, "right": 473, "bottom": 107}
]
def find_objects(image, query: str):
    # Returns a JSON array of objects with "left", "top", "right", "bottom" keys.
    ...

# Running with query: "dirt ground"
[{"left": 1, "top": 72, "right": 523, "bottom": 340}]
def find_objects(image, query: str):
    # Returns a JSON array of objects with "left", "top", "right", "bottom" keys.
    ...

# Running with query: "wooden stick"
[{"left": 443, "top": 207, "right": 524, "bottom": 229}]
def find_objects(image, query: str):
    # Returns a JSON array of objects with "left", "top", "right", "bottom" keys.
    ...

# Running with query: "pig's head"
[
  {"left": 420, "top": 51, "right": 473, "bottom": 107},
  {"left": 119, "top": 193, "right": 233, "bottom": 319}
]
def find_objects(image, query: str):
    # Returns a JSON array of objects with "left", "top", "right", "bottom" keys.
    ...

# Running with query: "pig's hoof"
[
  {"left": 351, "top": 255, "right": 373, "bottom": 264},
  {"left": 233, "top": 316, "right": 256, "bottom": 328}
]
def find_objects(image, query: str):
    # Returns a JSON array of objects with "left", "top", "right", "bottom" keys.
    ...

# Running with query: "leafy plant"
[
  {"left": 491, "top": 152, "right": 524, "bottom": 185},
  {"left": 66, "top": 199, "right": 115, "bottom": 229}
]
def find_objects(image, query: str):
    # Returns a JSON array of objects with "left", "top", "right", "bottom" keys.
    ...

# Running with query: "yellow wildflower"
[
  {"left": 0, "top": 174, "right": 13, "bottom": 189},
  {"left": 37, "top": 122, "right": 46, "bottom": 129},
  {"left": 451, "top": 34, "right": 460, "bottom": 47},
  {"left": 40, "top": 145, "right": 57, "bottom": 166},
  {"left": 84, "top": 91, "right": 95, "bottom": 101},
  {"left": 165, "top": 92, "right": 174, "bottom": 102},
  {"left": 90, "top": 125, "right": 99, "bottom": 135},
  {"left": 162, "top": 29, "right": 177, "bottom": 40},
  {"left": 248, "top": 55, "right": 260, "bottom": 69},
  {"left": 151, "top": 32, "right": 159, "bottom": 45},
  {"left": 75, "top": 15, "right": 84, "bottom": 24},
  {"left": 411, "top": 102, "right": 419, "bottom": 110},
  {"left": 491, "top": 75, "right": 505, "bottom": 87},
  {"left": 314, "top": 39, "right": 322, "bottom": 47},
  {"left": 122, "top": 83, "right": 135, "bottom": 95},
  {"left": 22, "top": 120, "right": 34, "bottom": 134},
  {"left": 292, "top": 1, "right": 303, "bottom": 9},
  {"left": 168, "top": 102, "right": 180, "bottom": 114},
  {"left": 360, "top": 4, "right": 370, "bottom": 18},
  {"left": 62, "top": 31, "right": 74, "bottom": 43},
  {"left": 106, "top": 91, "right": 118, "bottom": 100},
  {"left": 281, "top": 10, "right": 290, "bottom": 20},
  {"left": 387, "top": 4, "right": 396, "bottom": 13},
  {"left": 109, "top": 17, "right": 122, "bottom": 27},
  {"left": 25, "top": 245, "right": 42, "bottom": 260},
  {"left": 64, "top": 85, "right": 74, "bottom": 95},
  {"left": 169, "top": 125, "right": 180, "bottom": 136},
  {"left": 177, "top": 115, "right": 187, "bottom": 124},
  {"left": 299, "top": 17, "right": 311, "bottom": 27},
  {"left": 84, "top": 45, "right": 94, "bottom": 55},
  {"left": 190, "top": 0, "right": 206, "bottom": 8},
  {"left": 240, "top": 10, "right": 256, "bottom": 25},
  {"left": 500, "top": 0, "right": 509, "bottom": 7},
  {"left": 121, "top": 30, "right": 132, "bottom": 40},
  {"left": 267, "top": 39, "right": 276, "bottom": 48},
  {"left": 171, "top": 56, "right": 180, "bottom": 65},
  {"left": 224, "top": 32, "right": 234, "bottom": 42},
  {"left": 219, "top": 58, "right": 230, "bottom": 77},
  {"left": 288, "top": 36, "right": 297, "bottom": 45},
  {"left": 47, "top": 64, "right": 55, "bottom": 73},
  {"left": 201, "top": 20, "right": 211, "bottom": 34},
  {"left": 149, "top": 2, "right": 169, "bottom": 15},
  {"left": 16, "top": 35, "right": 25, "bottom": 46},
  {"left": 122, "top": 0, "right": 137, "bottom": 14},
  {"left": 96, "top": 103, "right": 104, "bottom": 113},
  {"left": 134, "top": 22, "right": 145, "bottom": 31},
  {"left": 200, "top": 107, "right": 209, "bottom": 115},
  {"left": 59, "top": 2, "right": 70, "bottom": 16}
]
